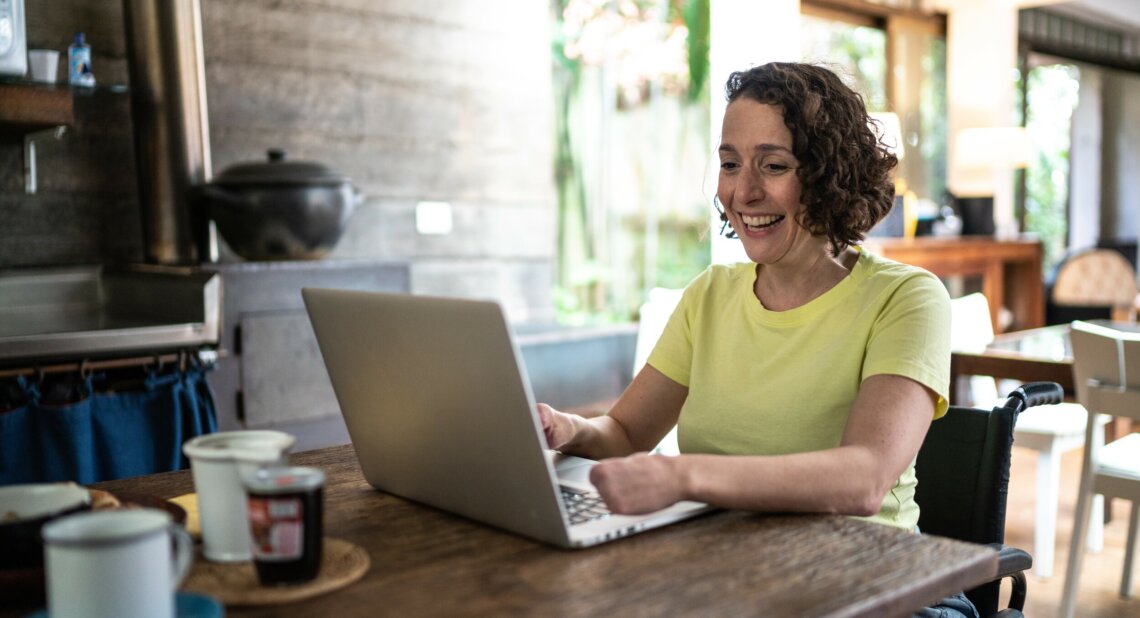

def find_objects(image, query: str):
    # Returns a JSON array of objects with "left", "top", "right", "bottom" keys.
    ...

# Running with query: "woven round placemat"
[
  {"left": 169, "top": 493, "right": 200, "bottom": 540},
  {"left": 181, "top": 537, "right": 370, "bottom": 606}
]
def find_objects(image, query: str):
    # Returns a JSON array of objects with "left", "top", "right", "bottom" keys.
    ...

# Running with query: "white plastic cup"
[
  {"left": 183, "top": 430, "right": 295, "bottom": 562},
  {"left": 43, "top": 509, "right": 193, "bottom": 618},
  {"left": 27, "top": 50, "right": 60, "bottom": 83}
]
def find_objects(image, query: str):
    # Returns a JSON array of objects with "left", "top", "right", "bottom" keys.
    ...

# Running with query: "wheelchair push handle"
[{"left": 1004, "top": 381, "right": 1063, "bottom": 413}]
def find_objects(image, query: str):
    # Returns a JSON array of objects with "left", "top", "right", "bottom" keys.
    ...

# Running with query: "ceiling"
[{"left": 1045, "top": 0, "right": 1140, "bottom": 34}]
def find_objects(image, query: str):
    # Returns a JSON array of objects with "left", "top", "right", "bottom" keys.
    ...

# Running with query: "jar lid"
[
  {"left": 213, "top": 149, "right": 350, "bottom": 186},
  {"left": 242, "top": 466, "right": 326, "bottom": 494}
]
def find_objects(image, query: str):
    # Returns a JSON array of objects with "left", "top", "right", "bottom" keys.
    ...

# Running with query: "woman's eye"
[
  {"left": 720, "top": 161, "right": 739, "bottom": 171},
  {"left": 763, "top": 162, "right": 790, "bottom": 173}
]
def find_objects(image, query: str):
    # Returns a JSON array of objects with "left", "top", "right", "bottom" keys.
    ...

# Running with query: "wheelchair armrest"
[
  {"left": 988, "top": 543, "right": 1032, "bottom": 612},
  {"left": 989, "top": 543, "right": 1032, "bottom": 577}
]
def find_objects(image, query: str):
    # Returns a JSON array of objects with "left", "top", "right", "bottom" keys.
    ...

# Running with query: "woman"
[{"left": 540, "top": 62, "right": 968, "bottom": 615}]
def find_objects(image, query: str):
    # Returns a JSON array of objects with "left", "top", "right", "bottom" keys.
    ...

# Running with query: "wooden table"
[
  {"left": 0, "top": 445, "right": 999, "bottom": 618},
  {"left": 865, "top": 236, "right": 1044, "bottom": 333},
  {"left": 948, "top": 319, "right": 1140, "bottom": 404},
  {"left": 950, "top": 320, "right": 1139, "bottom": 525},
  {"left": 950, "top": 323, "right": 1074, "bottom": 405}
]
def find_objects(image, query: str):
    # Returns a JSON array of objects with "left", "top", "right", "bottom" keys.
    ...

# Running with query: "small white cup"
[
  {"left": 183, "top": 430, "right": 295, "bottom": 562},
  {"left": 28, "top": 50, "right": 60, "bottom": 83},
  {"left": 42, "top": 509, "right": 193, "bottom": 618}
]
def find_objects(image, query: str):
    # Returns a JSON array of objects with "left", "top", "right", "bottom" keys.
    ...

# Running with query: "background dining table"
[
  {"left": 950, "top": 322, "right": 1075, "bottom": 405},
  {"left": 949, "top": 319, "right": 1140, "bottom": 437},
  {"left": 1, "top": 444, "right": 1000, "bottom": 618}
]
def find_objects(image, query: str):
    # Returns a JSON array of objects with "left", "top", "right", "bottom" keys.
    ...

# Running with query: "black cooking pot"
[{"left": 198, "top": 149, "right": 362, "bottom": 261}]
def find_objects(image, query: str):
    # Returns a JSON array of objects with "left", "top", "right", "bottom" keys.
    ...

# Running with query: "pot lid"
[{"left": 213, "top": 149, "right": 350, "bottom": 185}]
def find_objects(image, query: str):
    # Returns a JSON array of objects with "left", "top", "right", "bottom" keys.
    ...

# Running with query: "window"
[
  {"left": 550, "top": 0, "right": 949, "bottom": 324},
  {"left": 1018, "top": 8, "right": 1140, "bottom": 272},
  {"left": 552, "top": 0, "right": 712, "bottom": 324},
  {"left": 1023, "top": 61, "right": 1080, "bottom": 271},
  {"left": 801, "top": 9, "right": 888, "bottom": 112},
  {"left": 801, "top": 3, "right": 947, "bottom": 213}
]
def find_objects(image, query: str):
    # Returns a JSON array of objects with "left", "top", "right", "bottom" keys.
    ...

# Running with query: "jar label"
[{"left": 248, "top": 496, "right": 304, "bottom": 561}]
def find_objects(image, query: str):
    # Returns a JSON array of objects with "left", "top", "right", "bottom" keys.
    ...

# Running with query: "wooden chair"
[
  {"left": 1059, "top": 320, "right": 1140, "bottom": 618},
  {"left": 1046, "top": 248, "right": 1139, "bottom": 325},
  {"left": 949, "top": 293, "right": 1106, "bottom": 578},
  {"left": 915, "top": 382, "right": 1063, "bottom": 617}
]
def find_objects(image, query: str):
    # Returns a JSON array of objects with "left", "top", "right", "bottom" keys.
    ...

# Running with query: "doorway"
[{"left": 1022, "top": 59, "right": 1081, "bottom": 272}]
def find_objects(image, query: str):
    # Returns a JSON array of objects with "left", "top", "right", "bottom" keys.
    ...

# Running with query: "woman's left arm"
[{"left": 589, "top": 373, "right": 935, "bottom": 515}]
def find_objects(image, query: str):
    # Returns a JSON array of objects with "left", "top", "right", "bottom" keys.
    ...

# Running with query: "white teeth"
[{"left": 741, "top": 214, "right": 782, "bottom": 227}]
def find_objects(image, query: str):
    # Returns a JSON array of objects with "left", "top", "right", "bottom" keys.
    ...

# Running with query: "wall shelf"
[
  {"left": 0, "top": 82, "right": 75, "bottom": 136},
  {"left": 0, "top": 81, "right": 79, "bottom": 194}
]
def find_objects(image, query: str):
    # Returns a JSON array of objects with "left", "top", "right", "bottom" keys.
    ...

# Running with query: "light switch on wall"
[{"left": 416, "top": 201, "right": 453, "bottom": 235}]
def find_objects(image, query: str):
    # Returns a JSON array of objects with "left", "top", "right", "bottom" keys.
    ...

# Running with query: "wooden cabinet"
[
  {"left": 864, "top": 237, "right": 1045, "bottom": 333},
  {"left": 201, "top": 261, "right": 412, "bottom": 451}
]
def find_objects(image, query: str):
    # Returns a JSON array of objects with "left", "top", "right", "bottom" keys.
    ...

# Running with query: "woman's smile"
[{"left": 739, "top": 213, "right": 786, "bottom": 234}]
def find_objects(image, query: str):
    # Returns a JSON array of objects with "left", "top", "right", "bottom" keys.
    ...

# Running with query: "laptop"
[{"left": 302, "top": 288, "right": 711, "bottom": 548}]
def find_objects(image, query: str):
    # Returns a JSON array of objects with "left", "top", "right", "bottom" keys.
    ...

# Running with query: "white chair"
[
  {"left": 1060, "top": 320, "right": 1140, "bottom": 618},
  {"left": 949, "top": 293, "right": 1106, "bottom": 579},
  {"left": 634, "top": 288, "right": 684, "bottom": 456},
  {"left": 633, "top": 287, "right": 685, "bottom": 378}
]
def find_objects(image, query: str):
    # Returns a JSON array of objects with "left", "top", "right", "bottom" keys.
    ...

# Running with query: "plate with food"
[{"left": 0, "top": 483, "right": 188, "bottom": 601}]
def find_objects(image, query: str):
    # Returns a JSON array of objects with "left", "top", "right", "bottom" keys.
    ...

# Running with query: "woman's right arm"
[{"left": 537, "top": 365, "right": 687, "bottom": 460}]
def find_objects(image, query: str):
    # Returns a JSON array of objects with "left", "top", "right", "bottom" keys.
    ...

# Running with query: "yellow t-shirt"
[{"left": 647, "top": 248, "right": 950, "bottom": 530}]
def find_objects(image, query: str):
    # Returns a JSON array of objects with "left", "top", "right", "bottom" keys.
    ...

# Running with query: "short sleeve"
[
  {"left": 862, "top": 272, "right": 951, "bottom": 418},
  {"left": 645, "top": 275, "right": 710, "bottom": 387}
]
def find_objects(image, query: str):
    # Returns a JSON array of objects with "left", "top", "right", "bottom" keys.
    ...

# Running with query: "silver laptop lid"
[{"left": 302, "top": 288, "right": 572, "bottom": 546}]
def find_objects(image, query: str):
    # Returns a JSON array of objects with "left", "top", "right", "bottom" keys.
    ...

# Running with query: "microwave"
[{"left": 0, "top": 0, "right": 26, "bottom": 77}]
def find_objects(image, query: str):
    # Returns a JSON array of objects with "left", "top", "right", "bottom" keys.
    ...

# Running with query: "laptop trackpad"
[{"left": 550, "top": 452, "right": 595, "bottom": 485}]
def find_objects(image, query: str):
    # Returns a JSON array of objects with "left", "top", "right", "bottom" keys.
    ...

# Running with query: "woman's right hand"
[{"left": 536, "top": 403, "right": 578, "bottom": 450}]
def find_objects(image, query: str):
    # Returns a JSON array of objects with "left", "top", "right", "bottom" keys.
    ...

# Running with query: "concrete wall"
[
  {"left": 0, "top": 3, "right": 138, "bottom": 267},
  {"left": 1068, "top": 63, "right": 1102, "bottom": 252},
  {"left": 0, "top": 0, "right": 557, "bottom": 323},
  {"left": 1101, "top": 69, "right": 1140, "bottom": 248}
]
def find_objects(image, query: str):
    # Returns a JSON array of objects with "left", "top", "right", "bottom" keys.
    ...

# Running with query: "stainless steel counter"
[
  {"left": 0, "top": 260, "right": 635, "bottom": 455},
  {"left": 0, "top": 265, "right": 220, "bottom": 363}
]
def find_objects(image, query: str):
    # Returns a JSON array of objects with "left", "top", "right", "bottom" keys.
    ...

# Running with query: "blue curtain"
[{"left": 0, "top": 360, "right": 218, "bottom": 485}]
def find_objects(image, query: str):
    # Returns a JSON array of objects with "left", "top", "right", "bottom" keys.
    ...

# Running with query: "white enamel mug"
[
  {"left": 42, "top": 509, "right": 193, "bottom": 618},
  {"left": 182, "top": 430, "right": 295, "bottom": 562}
]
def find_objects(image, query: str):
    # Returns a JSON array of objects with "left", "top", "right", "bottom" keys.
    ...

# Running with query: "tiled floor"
[{"left": 1002, "top": 445, "right": 1137, "bottom": 617}]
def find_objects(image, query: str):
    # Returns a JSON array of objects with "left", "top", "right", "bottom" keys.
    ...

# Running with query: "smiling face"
[{"left": 717, "top": 98, "right": 815, "bottom": 266}]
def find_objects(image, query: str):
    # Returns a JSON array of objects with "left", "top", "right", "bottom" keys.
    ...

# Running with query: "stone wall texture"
[{"left": 1, "top": 0, "right": 557, "bottom": 322}]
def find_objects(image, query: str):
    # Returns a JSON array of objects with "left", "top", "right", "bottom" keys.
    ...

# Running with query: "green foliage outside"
[
  {"left": 800, "top": 15, "right": 888, "bottom": 112},
  {"left": 1024, "top": 64, "right": 1080, "bottom": 272},
  {"left": 550, "top": 5, "right": 953, "bottom": 325},
  {"left": 551, "top": 0, "right": 712, "bottom": 325}
]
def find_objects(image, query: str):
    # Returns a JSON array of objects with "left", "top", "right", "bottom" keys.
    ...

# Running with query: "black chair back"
[{"left": 915, "top": 382, "right": 1062, "bottom": 616}]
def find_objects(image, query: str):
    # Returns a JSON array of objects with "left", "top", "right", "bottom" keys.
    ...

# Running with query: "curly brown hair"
[{"left": 718, "top": 62, "right": 898, "bottom": 255}]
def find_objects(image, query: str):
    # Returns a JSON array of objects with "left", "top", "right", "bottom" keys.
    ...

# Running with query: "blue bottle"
[{"left": 68, "top": 32, "right": 92, "bottom": 86}]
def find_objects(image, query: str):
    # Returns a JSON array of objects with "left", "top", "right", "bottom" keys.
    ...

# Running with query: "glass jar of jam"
[{"left": 242, "top": 466, "right": 325, "bottom": 585}]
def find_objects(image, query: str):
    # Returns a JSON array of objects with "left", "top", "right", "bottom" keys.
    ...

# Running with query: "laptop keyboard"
[{"left": 560, "top": 486, "right": 612, "bottom": 525}]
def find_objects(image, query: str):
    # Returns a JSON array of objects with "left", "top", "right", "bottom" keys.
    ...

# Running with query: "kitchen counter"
[
  {"left": 0, "top": 260, "right": 636, "bottom": 454},
  {"left": 0, "top": 264, "right": 220, "bottom": 364}
]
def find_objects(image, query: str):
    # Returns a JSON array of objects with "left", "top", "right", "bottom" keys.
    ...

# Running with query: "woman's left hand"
[{"left": 589, "top": 453, "right": 686, "bottom": 515}]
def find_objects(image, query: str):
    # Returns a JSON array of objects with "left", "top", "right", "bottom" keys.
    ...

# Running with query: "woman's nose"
[{"left": 735, "top": 165, "right": 765, "bottom": 202}]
